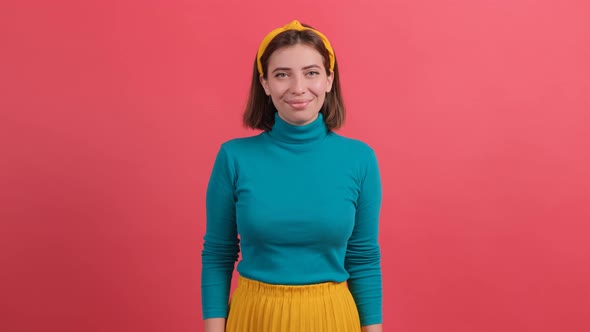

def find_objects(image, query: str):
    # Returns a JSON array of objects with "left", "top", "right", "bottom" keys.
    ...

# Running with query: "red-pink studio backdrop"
[{"left": 1, "top": 0, "right": 589, "bottom": 331}]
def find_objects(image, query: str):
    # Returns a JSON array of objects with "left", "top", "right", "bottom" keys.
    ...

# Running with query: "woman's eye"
[
  {"left": 275, "top": 73, "right": 287, "bottom": 78},
  {"left": 307, "top": 71, "right": 320, "bottom": 76}
]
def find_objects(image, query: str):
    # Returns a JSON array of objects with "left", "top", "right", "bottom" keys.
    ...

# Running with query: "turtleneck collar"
[{"left": 267, "top": 112, "right": 329, "bottom": 145}]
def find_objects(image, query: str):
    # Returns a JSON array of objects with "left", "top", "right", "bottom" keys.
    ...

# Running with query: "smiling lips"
[{"left": 286, "top": 99, "right": 312, "bottom": 110}]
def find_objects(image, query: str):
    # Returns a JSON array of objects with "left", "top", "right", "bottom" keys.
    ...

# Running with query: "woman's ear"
[
  {"left": 259, "top": 75, "right": 270, "bottom": 95},
  {"left": 326, "top": 70, "right": 334, "bottom": 93}
]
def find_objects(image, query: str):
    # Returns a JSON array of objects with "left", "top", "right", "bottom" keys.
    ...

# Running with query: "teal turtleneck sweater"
[{"left": 202, "top": 113, "right": 382, "bottom": 326}]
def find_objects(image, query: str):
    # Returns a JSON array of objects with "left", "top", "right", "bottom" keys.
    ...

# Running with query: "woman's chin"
[{"left": 279, "top": 111, "right": 319, "bottom": 126}]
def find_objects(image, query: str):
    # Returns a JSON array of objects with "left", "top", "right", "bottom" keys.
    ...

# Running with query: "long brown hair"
[{"left": 243, "top": 25, "right": 345, "bottom": 131}]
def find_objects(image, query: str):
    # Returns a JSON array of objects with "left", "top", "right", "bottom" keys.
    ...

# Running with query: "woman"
[{"left": 202, "top": 20, "right": 383, "bottom": 332}]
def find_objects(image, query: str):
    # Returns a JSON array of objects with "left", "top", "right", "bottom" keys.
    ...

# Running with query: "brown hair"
[{"left": 243, "top": 26, "right": 345, "bottom": 131}]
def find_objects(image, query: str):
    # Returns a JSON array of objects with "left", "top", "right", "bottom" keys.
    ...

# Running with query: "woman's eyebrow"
[{"left": 271, "top": 64, "right": 321, "bottom": 73}]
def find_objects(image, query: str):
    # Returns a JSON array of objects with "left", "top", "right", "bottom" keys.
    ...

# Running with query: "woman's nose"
[{"left": 289, "top": 74, "right": 305, "bottom": 94}]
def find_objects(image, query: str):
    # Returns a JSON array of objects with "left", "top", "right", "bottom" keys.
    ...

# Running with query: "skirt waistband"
[{"left": 237, "top": 275, "right": 348, "bottom": 297}]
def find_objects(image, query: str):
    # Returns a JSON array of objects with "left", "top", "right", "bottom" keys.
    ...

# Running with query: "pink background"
[{"left": 1, "top": 0, "right": 589, "bottom": 331}]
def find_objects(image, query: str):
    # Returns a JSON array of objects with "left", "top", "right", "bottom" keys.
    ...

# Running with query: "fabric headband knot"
[{"left": 256, "top": 20, "right": 335, "bottom": 77}]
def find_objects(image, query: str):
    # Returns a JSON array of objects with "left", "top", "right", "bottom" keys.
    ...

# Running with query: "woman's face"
[{"left": 260, "top": 43, "right": 334, "bottom": 126}]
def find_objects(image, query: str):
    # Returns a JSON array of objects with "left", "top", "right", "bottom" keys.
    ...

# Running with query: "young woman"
[{"left": 202, "top": 20, "right": 383, "bottom": 332}]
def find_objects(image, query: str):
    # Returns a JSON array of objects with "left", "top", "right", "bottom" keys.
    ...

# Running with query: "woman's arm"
[
  {"left": 362, "top": 324, "right": 383, "bottom": 332},
  {"left": 204, "top": 318, "right": 226, "bottom": 332},
  {"left": 202, "top": 145, "right": 239, "bottom": 323},
  {"left": 345, "top": 147, "right": 383, "bottom": 327}
]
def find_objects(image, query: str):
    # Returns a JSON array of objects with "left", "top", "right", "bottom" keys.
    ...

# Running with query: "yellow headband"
[{"left": 256, "top": 20, "right": 335, "bottom": 76}]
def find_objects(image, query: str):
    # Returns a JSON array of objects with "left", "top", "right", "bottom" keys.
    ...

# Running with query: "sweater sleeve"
[
  {"left": 345, "top": 148, "right": 383, "bottom": 326},
  {"left": 201, "top": 144, "right": 240, "bottom": 319}
]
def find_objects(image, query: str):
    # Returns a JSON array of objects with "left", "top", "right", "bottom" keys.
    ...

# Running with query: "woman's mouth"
[{"left": 286, "top": 99, "right": 311, "bottom": 110}]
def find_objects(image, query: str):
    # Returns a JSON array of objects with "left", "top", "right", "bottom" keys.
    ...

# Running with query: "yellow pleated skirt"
[{"left": 226, "top": 276, "right": 361, "bottom": 332}]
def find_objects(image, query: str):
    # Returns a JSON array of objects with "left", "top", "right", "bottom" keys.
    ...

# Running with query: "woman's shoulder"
[
  {"left": 329, "top": 132, "right": 376, "bottom": 155},
  {"left": 217, "top": 132, "right": 266, "bottom": 153}
]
